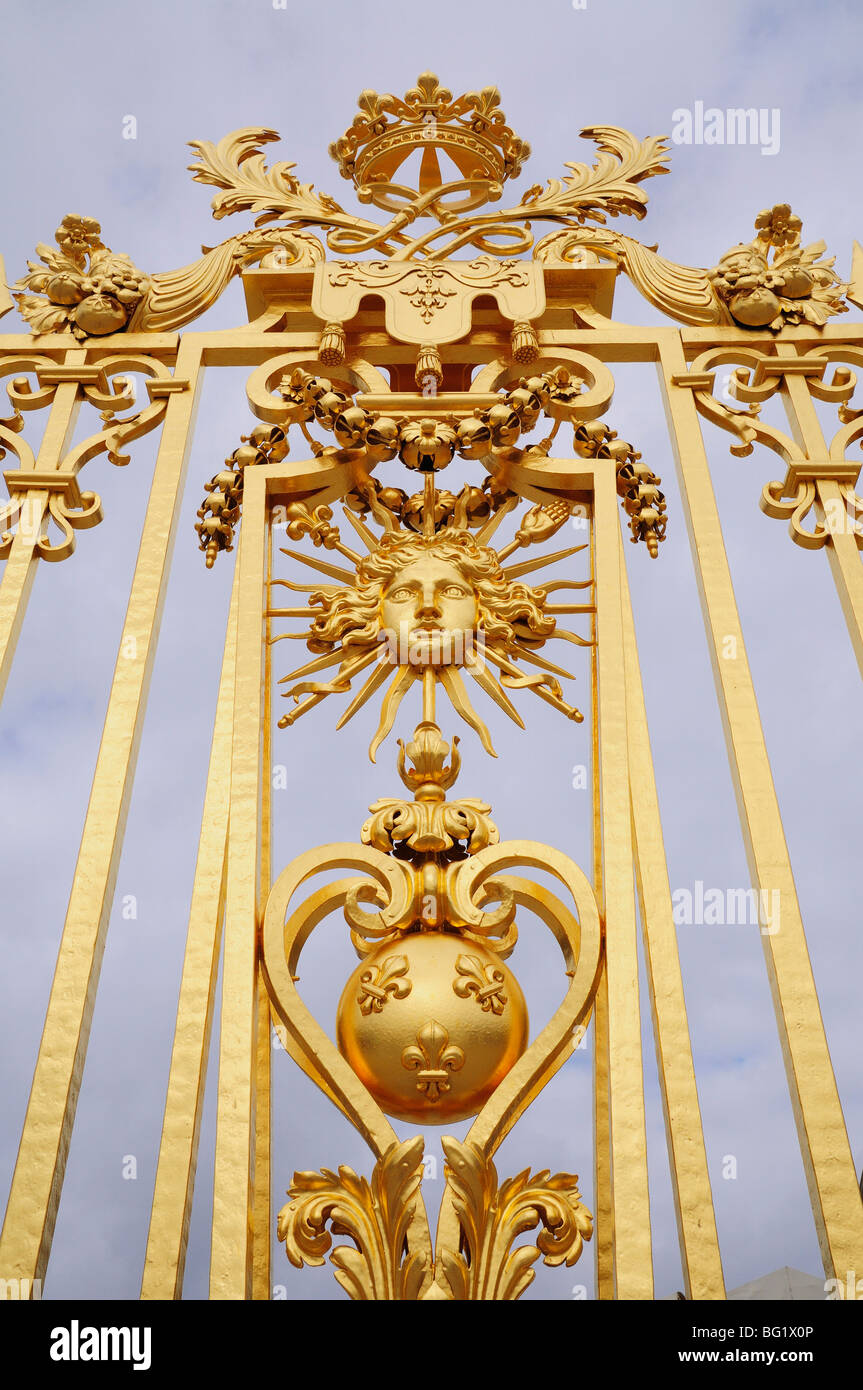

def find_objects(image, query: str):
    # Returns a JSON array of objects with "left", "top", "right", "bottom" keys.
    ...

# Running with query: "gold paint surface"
[
  {"left": 141, "top": 564, "right": 239, "bottom": 1299},
  {"left": 0, "top": 341, "right": 203, "bottom": 1286},
  {"left": 2, "top": 75, "right": 860, "bottom": 1304},
  {"left": 620, "top": 536, "right": 725, "bottom": 1299},
  {"left": 593, "top": 468, "right": 653, "bottom": 1299},
  {"left": 337, "top": 932, "right": 528, "bottom": 1124},
  {"left": 209, "top": 479, "right": 267, "bottom": 1299},
  {"left": 660, "top": 334, "right": 863, "bottom": 1281}
]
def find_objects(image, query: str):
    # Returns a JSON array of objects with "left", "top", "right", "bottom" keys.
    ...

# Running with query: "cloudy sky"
[{"left": 1, "top": 0, "right": 861, "bottom": 1302}]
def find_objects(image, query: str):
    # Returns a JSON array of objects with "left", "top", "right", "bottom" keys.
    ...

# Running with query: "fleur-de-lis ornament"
[
  {"left": 453, "top": 954, "right": 508, "bottom": 1015},
  {"left": 357, "top": 955, "right": 412, "bottom": 1015},
  {"left": 401, "top": 1020, "right": 465, "bottom": 1101}
]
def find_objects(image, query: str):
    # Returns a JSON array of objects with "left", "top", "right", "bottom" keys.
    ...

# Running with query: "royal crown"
[{"left": 328, "top": 71, "right": 530, "bottom": 210}]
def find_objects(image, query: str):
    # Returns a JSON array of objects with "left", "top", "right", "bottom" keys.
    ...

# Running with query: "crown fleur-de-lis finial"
[{"left": 328, "top": 71, "right": 530, "bottom": 213}]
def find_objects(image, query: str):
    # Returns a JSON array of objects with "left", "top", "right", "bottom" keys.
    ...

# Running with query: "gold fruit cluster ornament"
[{"left": 14, "top": 216, "right": 150, "bottom": 338}]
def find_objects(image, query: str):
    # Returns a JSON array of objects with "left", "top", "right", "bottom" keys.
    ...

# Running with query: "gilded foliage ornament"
[
  {"left": 537, "top": 202, "right": 849, "bottom": 331},
  {"left": 437, "top": 1139, "right": 593, "bottom": 1300},
  {"left": 14, "top": 214, "right": 322, "bottom": 338},
  {"left": 278, "top": 1138, "right": 430, "bottom": 1300},
  {"left": 12, "top": 76, "right": 851, "bottom": 340},
  {"left": 277, "top": 1137, "right": 594, "bottom": 1301}
]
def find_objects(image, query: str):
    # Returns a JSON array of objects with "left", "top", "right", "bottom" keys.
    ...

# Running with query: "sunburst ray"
[
  {"left": 277, "top": 646, "right": 352, "bottom": 684},
  {"left": 340, "top": 506, "right": 381, "bottom": 553},
  {"left": 269, "top": 630, "right": 324, "bottom": 644},
  {"left": 278, "top": 692, "right": 327, "bottom": 728},
  {"left": 369, "top": 666, "right": 416, "bottom": 762},
  {"left": 439, "top": 667, "right": 497, "bottom": 757},
  {"left": 503, "top": 543, "right": 587, "bottom": 580},
  {"left": 335, "top": 653, "right": 395, "bottom": 730},
  {"left": 503, "top": 644, "right": 574, "bottom": 680},
  {"left": 270, "top": 578, "right": 341, "bottom": 595},
  {"left": 536, "top": 578, "right": 593, "bottom": 594},
  {"left": 464, "top": 657, "right": 525, "bottom": 729},
  {"left": 482, "top": 646, "right": 558, "bottom": 692},
  {"left": 474, "top": 495, "right": 519, "bottom": 546},
  {"left": 542, "top": 628, "right": 594, "bottom": 648},
  {"left": 278, "top": 546, "right": 355, "bottom": 584},
  {"left": 483, "top": 647, "right": 584, "bottom": 722},
  {"left": 284, "top": 646, "right": 380, "bottom": 698}
]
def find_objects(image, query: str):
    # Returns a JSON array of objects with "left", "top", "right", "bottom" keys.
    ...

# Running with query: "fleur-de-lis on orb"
[
  {"left": 357, "top": 955, "right": 412, "bottom": 1015},
  {"left": 453, "top": 953, "right": 508, "bottom": 1015},
  {"left": 401, "top": 1020, "right": 464, "bottom": 1102}
]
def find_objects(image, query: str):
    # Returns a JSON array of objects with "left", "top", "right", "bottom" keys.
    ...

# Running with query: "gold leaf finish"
[
  {"left": 277, "top": 1137, "right": 431, "bottom": 1300},
  {"left": 453, "top": 953, "right": 508, "bottom": 1015},
  {"left": 276, "top": 1136, "right": 591, "bottom": 1302},
  {"left": 357, "top": 955, "right": 411, "bottom": 1015},
  {"left": 338, "top": 934, "right": 527, "bottom": 1124},
  {"left": 436, "top": 1139, "right": 593, "bottom": 1300},
  {"left": 401, "top": 1020, "right": 465, "bottom": 1102},
  {"left": 6, "top": 64, "right": 859, "bottom": 1314}
]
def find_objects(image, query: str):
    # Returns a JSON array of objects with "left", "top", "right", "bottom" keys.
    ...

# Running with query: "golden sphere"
[{"left": 336, "top": 931, "right": 528, "bottom": 1124}]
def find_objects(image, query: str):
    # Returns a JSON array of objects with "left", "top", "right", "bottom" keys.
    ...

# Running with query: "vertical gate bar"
[
  {"left": 251, "top": 512, "right": 273, "bottom": 1301},
  {"left": 619, "top": 532, "right": 725, "bottom": 1300},
  {"left": 815, "top": 477, "right": 863, "bottom": 677},
  {"left": 209, "top": 468, "right": 267, "bottom": 1299},
  {"left": 659, "top": 333, "right": 863, "bottom": 1284},
  {"left": 592, "top": 972, "right": 614, "bottom": 1298},
  {"left": 0, "top": 493, "right": 49, "bottom": 702},
  {"left": 590, "top": 507, "right": 615, "bottom": 1299},
  {"left": 141, "top": 559, "right": 239, "bottom": 1299},
  {"left": 0, "top": 338, "right": 203, "bottom": 1288},
  {"left": 594, "top": 464, "right": 653, "bottom": 1299},
  {"left": 775, "top": 343, "right": 863, "bottom": 678},
  {"left": 251, "top": 983, "right": 271, "bottom": 1300},
  {"left": 0, "top": 347, "right": 86, "bottom": 702}
]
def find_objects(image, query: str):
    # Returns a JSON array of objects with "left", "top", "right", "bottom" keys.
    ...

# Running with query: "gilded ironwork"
[
  {"left": 278, "top": 1138, "right": 431, "bottom": 1301},
  {"left": 276, "top": 1134, "right": 592, "bottom": 1302},
  {"left": 537, "top": 203, "right": 849, "bottom": 331},
  {"left": 357, "top": 955, "right": 412, "bottom": 1015},
  {"left": 14, "top": 216, "right": 151, "bottom": 338},
  {"left": 438, "top": 1139, "right": 593, "bottom": 1301},
  {"left": 14, "top": 214, "right": 322, "bottom": 338},
  {"left": 1, "top": 354, "right": 184, "bottom": 561},
  {"left": 453, "top": 953, "right": 508, "bottom": 1015},
  {"left": 2, "top": 65, "right": 861, "bottom": 1309},
  {"left": 707, "top": 205, "right": 847, "bottom": 331},
  {"left": 269, "top": 511, "right": 591, "bottom": 755},
  {"left": 401, "top": 1021, "right": 465, "bottom": 1102}
]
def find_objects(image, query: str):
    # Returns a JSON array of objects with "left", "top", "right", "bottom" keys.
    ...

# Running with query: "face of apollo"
[{"left": 379, "top": 553, "right": 479, "bottom": 666}]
